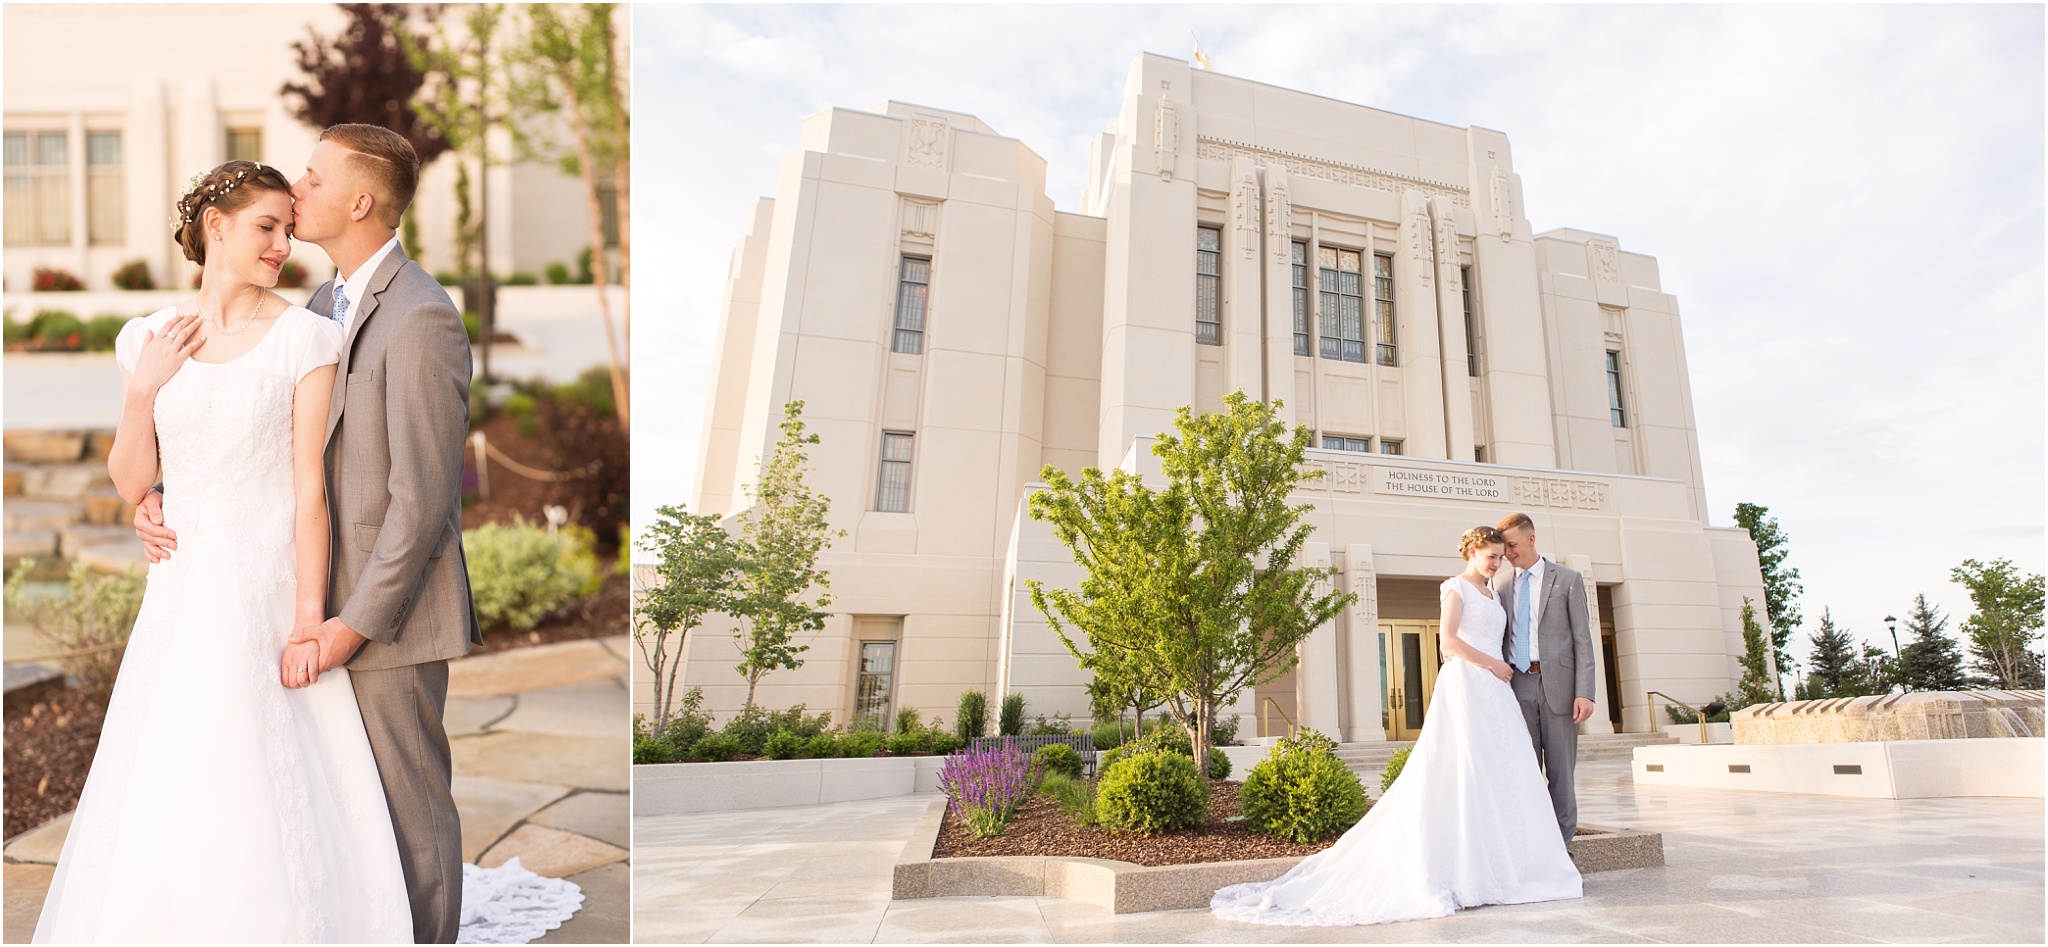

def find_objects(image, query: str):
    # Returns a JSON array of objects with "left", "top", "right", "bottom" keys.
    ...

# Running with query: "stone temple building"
[{"left": 654, "top": 53, "right": 1771, "bottom": 743}]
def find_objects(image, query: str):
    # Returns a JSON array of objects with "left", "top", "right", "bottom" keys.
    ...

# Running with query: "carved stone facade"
[{"left": 667, "top": 54, "right": 1769, "bottom": 742}]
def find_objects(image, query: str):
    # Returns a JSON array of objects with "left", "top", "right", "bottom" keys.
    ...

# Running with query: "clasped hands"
[{"left": 280, "top": 616, "right": 368, "bottom": 689}]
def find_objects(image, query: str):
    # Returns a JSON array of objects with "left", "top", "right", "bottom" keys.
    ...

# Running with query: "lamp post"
[{"left": 1886, "top": 614, "right": 1901, "bottom": 692}]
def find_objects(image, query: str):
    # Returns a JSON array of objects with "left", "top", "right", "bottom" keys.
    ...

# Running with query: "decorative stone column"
[
  {"left": 1429, "top": 195, "right": 1476, "bottom": 461},
  {"left": 1342, "top": 543, "right": 1387, "bottom": 743},
  {"left": 1259, "top": 165, "right": 1297, "bottom": 422},
  {"left": 1224, "top": 156, "right": 1265, "bottom": 405},
  {"left": 1568, "top": 553, "right": 1616, "bottom": 734},
  {"left": 1396, "top": 190, "right": 1449, "bottom": 458},
  {"left": 1296, "top": 542, "right": 1343, "bottom": 737}
]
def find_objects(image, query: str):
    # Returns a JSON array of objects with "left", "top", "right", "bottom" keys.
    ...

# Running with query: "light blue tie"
[
  {"left": 1514, "top": 570, "right": 1532, "bottom": 672},
  {"left": 331, "top": 287, "right": 350, "bottom": 328}
]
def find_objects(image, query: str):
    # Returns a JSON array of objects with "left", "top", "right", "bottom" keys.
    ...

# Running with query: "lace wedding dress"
[
  {"left": 34, "top": 306, "right": 580, "bottom": 944},
  {"left": 1211, "top": 575, "right": 1581, "bottom": 926}
]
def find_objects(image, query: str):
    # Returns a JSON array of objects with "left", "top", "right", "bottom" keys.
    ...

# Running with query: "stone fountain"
[{"left": 1731, "top": 689, "right": 2043, "bottom": 744}]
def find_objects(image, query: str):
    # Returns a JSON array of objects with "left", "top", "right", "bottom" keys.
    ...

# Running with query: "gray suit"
[
  {"left": 315, "top": 246, "right": 481, "bottom": 944},
  {"left": 1497, "top": 556, "right": 1594, "bottom": 842}
]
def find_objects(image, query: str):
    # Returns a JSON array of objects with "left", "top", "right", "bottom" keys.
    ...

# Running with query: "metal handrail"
[
  {"left": 1646, "top": 690, "right": 1716, "bottom": 744},
  {"left": 1260, "top": 696, "right": 1298, "bottom": 738}
]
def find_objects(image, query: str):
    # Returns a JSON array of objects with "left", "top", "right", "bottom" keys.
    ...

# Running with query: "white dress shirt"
[
  {"left": 1514, "top": 556, "right": 1548, "bottom": 661},
  {"left": 334, "top": 235, "right": 401, "bottom": 336}
]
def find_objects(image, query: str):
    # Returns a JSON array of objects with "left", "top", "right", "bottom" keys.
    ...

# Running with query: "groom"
[
  {"left": 135, "top": 123, "right": 480, "bottom": 943},
  {"left": 1495, "top": 511, "right": 1595, "bottom": 844}
]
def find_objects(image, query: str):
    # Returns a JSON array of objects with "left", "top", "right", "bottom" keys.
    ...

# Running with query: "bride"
[
  {"left": 33, "top": 161, "right": 573, "bottom": 943},
  {"left": 1211, "top": 525, "right": 1581, "bottom": 926}
]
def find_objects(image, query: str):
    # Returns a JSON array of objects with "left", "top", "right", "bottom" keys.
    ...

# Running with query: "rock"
[
  {"left": 449, "top": 639, "right": 625, "bottom": 699},
  {"left": 529, "top": 791, "right": 629, "bottom": 850},
  {"left": 3, "top": 812, "right": 71, "bottom": 865},
  {"left": 81, "top": 430, "right": 117, "bottom": 464},
  {"left": 3, "top": 431, "right": 85, "bottom": 463},
  {"left": 18, "top": 464, "right": 112, "bottom": 501},
  {"left": 535, "top": 862, "right": 627, "bottom": 945},
  {"left": 80, "top": 489, "right": 131, "bottom": 526},
  {"left": 72, "top": 540, "right": 146, "bottom": 575},
  {"left": 3, "top": 530, "right": 58, "bottom": 563},
  {"left": 491, "top": 678, "right": 626, "bottom": 738},
  {"left": 3, "top": 500, "right": 82, "bottom": 533},
  {"left": 3, "top": 864, "right": 54, "bottom": 944},
  {"left": 478, "top": 824, "right": 628, "bottom": 879},
  {"left": 59, "top": 525, "right": 139, "bottom": 559},
  {"left": 453, "top": 731, "right": 628, "bottom": 792},
  {"left": 453, "top": 775, "right": 571, "bottom": 863},
  {"left": 4, "top": 466, "right": 22, "bottom": 497}
]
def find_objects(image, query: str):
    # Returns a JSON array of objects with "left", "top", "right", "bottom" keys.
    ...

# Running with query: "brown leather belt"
[{"left": 1525, "top": 660, "right": 1542, "bottom": 675}]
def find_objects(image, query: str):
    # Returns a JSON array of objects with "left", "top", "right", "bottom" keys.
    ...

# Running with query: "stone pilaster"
[
  {"left": 1569, "top": 553, "right": 1616, "bottom": 734},
  {"left": 1342, "top": 543, "right": 1386, "bottom": 742},
  {"left": 1396, "top": 190, "right": 1449, "bottom": 458}
]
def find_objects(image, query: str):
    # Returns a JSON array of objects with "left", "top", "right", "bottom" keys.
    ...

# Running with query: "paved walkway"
[
  {"left": 632, "top": 758, "right": 2045, "bottom": 943},
  {"left": 2, "top": 635, "right": 631, "bottom": 943}
]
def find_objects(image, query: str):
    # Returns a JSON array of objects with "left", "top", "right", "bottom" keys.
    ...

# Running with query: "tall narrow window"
[
  {"left": 225, "top": 128, "right": 263, "bottom": 163},
  {"left": 875, "top": 432, "right": 914, "bottom": 512},
  {"left": 1317, "top": 246, "right": 1364, "bottom": 362},
  {"left": 1474, "top": 446, "right": 1487, "bottom": 463},
  {"left": 892, "top": 257, "right": 929, "bottom": 354},
  {"left": 1195, "top": 226, "right": 1221, "bottom": 345},
  {"left": 86, "top": 131, "right": 122, "bottom": 245},
  {"left": 1461, "top": 264, "right": 1479, "bottom": 376},
  {"left": 1606, "top": 351, "right": 1627, "bottom": 428},
  {"left": 1321, "top": 434, "right": 1368, "bottom": 453},
  {"left": 1290, "top": 241, "right": 1309, "bottom": 356},
  {"left": 1373, "top": 253, "right": 1397, "bottom": 366},
  {"left": 854, "top": 641, "right": 897, "bottom": 732},
  {"left": 4, "top": 131, "right": 69, "bottom": 246},
  {"left": 1379, "top": 438, "right": 1404, "bottom": 456}
]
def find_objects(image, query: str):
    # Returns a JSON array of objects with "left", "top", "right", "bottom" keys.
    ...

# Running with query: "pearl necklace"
[{"left": 208, "top": 292, "right": 265, "bottom": 336}]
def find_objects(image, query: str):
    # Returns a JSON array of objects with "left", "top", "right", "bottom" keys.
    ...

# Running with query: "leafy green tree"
[
  {"left": 1733, "top": 502, "right": 1801, "bottom": 695},
  {"left": 1805, "top": 608, "right": 1859, "bottom": 698},
  {"left": 1951, "top": 559, "right": 2046, "bottom": 689},
  {"left": 1734, "top": 598, "right": 1777, "bottom": 709},
  {"left": 1897, "top": 593, "right": 1967, "bottom": 692},
  {"left": 633, "top": 505, "right": 741, "bottom": 732},
  {"left": 1028, "top": 391, "right": 1355, "bottom": 778},
  {"left": 730, "top": 401, "right": 844, "bottom": 712},
  {"left": 511, "top": 3, "right": 630, "bottom": 428}
]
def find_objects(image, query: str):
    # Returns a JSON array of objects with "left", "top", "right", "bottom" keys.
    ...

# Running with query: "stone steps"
[{"left": 4, "top": 429, "right": 137, "bottom": 572}]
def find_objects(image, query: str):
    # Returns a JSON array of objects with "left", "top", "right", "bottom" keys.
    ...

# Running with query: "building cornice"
[{"left": 1195, "top": 137, "right": 1471, "bottom": 208}]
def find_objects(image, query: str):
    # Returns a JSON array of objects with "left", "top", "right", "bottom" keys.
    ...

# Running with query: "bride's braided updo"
[
  {"left": 1458, "top": 526, "right": 1504, "bottom": 559},
  {"left": 169, "top": 160, "right": 293, "bottom": 266}
]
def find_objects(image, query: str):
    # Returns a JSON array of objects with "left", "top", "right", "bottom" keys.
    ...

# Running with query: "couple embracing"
[
  {"left": 34, "top": 125, "right": 576, "bottom": 943},
  {"left": 1214, "top": 512, "right": 1596, "bottom": 926}
]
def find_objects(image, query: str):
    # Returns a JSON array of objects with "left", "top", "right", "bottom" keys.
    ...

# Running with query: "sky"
[{"left": 630, "top": 5, "right": 2045, "bottom": 668}]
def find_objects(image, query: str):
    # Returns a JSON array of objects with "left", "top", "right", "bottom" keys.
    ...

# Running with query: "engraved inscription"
[{"left": 1373, "top": 468, "right": 1507, "bottom": 502}]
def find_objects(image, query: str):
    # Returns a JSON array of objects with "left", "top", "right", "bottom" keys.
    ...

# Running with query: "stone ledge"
[{"left": 890, "top": 797, "right": 1660, "bottom": 914}]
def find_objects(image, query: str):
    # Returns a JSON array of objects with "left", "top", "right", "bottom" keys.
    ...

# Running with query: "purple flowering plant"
[{"left": 938, "top": 738, "right": 1042, "bottom": 838}]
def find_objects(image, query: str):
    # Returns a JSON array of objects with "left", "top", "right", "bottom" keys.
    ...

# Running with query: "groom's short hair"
[
  {"left": 319, "top": 124, "right": 420, "bottom": 228},
  {"left": 1497, "top": 511, "right": 1535, "bottom": 535}
]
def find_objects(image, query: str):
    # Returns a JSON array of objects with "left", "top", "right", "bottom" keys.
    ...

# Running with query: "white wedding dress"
[
  {"left": 1212, "top": 575, "right": 1581, "bottom": 926},
  {"left": 35, "top": 306, "right": 580, "bottom": 944}
]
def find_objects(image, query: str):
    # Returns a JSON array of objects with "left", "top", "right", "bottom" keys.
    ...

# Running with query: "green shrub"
[
  {"left": 1033, "top": 743, "right": 1084, "bottom": 780},
  {"left": 956, "top": 690, "right": 988, "bottom": 740},
  {"left": 998, "top": 693, "right": 1027, "bottom": 736},
  {"left": 1212, "top": 714, "right": 1241, "bottom": 746},
  {"left": 4, "top": 316, "right": 27, "bottom": 347},
  {"left": 895, "top": 707, "right": 923, "bottom": 734},
  {"left": 81, "top": 314, "right": 126, "bottom": 352},
  {"left": 633, "top": 731, "right": 672, "bottom": 765},
  {"left": 1113, "top": 726, "right": 1230, "bottom": 779},
  {"left": 110, "top": 259, "right": 153, "bottom": 290},
  {"left": 722, "top": 704, "right": 833, "bottom": 755},
  {"left": 504, "top": 271, "right": 538, "bottom": 286},
  {"left": 4, "top": 560, "right": 145, "bottom": 705},
  {"left": 803, "top": 733, "right": 840, "bottom": 759},
  {"left": 1028, "top": 712, "right": 1074, "bottom": 735},
  {"left": 1664, "top": 692, "right": 1733, "bottom": 724},
  {"left": 884, "top": 731, "right": 920, "bottom": 756},
  {"left": 763, "top": 729, "right": 806, "bottom": 760},
  {"left": 577, "top": 246, "right": 596, "bottom": 284},
  {"left": 1096, "top": 749, "right": 1208, "bottom": 835},
  {"left": 544, "top": 261, "right": 574, "bottom": 285},
  {"left": 924, "top": 731, "right": 964, "bottom": 755},
  {"left": 461, "top": 312, "right": 482, "bottom": 344},
  {"left": 654, "top": 686, "right": 714, "bottom": 753},
  {"left": 556, "top": 366, "right": 617, "bottom": 419},
  {"left": 1240, "top": 738, "right": 1368, "bottom": 843},
  {"left": 503, "top": 390, "right": 538, "bottom": 436},
  {"left": 1037, "top": 772, "right": 1098, "bottom": 827},
  {"left": 29, "top": 310, "right": 83, "bottom": 349},
  {"left": 690, "top": 732, "right": 742, "bottom": 762},
  {"left": 462, "top": 518, "right": 602, "bottom": 632},
  {"left": 839, "top": 730, "right": 884, "bottom": 758},
  {"left": 1090, "top": 719, "right": 1130, "bottom": 751},
  {"left": 1279, "top": 728, "right": 1341, "bottom": 757},
  {"left": 1381, "top": 745, "right": 1413, "bottom": 794}
]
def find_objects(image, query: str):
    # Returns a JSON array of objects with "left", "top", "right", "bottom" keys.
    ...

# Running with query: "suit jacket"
[
  {"left": 1496, "top": 556, "right": 1595, "bottom": 715},
  {"left": 313, "top": 246, "right": 483, "bottom": 671}
]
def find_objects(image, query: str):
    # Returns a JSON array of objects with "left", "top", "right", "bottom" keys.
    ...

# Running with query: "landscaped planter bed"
[{"left": 933, "top": 778, "right": 1336, "bottom": 867}]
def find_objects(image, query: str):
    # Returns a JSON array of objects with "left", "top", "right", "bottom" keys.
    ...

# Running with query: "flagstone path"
[{"left": 1, "top": 634, "right": 631, "bottom": 943}]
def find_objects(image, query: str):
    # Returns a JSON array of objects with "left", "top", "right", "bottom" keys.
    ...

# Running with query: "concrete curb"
[{"left": 892, "top": 796, "right": 1662, "bottom": 914}]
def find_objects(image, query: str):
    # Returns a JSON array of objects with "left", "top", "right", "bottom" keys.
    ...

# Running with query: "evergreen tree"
[
  {"left": 1805, "top": 608, "right": 1858, "bottom": 698},
  {"left": 1897, "top": 593, "right": 1967, "bottom": 692},
  {"left": 1734, "top": 598, "right": 1777, "bottom": 709},
  {"left": 1733, "top": 503, "right": 1802, "bottom": 695}
]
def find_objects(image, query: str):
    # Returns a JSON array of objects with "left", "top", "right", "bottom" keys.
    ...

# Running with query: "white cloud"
[{"left": 630, "top": 4, "right": 2043, "bottom": 660}]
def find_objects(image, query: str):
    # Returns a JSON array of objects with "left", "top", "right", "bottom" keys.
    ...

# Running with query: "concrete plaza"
[
  {"left": 632, "top": 758, "right": 2045, "bottom": 943},
  {"left": 2, "top": 635, "right": 632, "bottom": 943}
]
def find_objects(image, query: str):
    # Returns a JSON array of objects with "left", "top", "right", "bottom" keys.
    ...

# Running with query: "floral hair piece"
[{"left": 166, "top": 162, "right": 264, "bottom": 233}]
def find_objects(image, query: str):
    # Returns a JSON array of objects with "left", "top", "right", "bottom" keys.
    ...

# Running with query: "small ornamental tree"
[
  {"left": 1733, "top": 502, "right": 1801, "bottom": 696},
  {"left": 282, "top": 3, "right": 452, "bottom": 165},
  {"left": 1028, "top": 391, "right": 1355, "bottom": 778},
  {"left": 1951, "top": 559, "right": 2046, "bottom": 690},
  {"left": 1734, "top": 598, "right": 1777, "bottom": 709},
  {"left": 633, "top": 505, "right": 741, "bottom": 732},
  {"left": 729, "top": 401, "right": 844, "bottom": 712}
]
